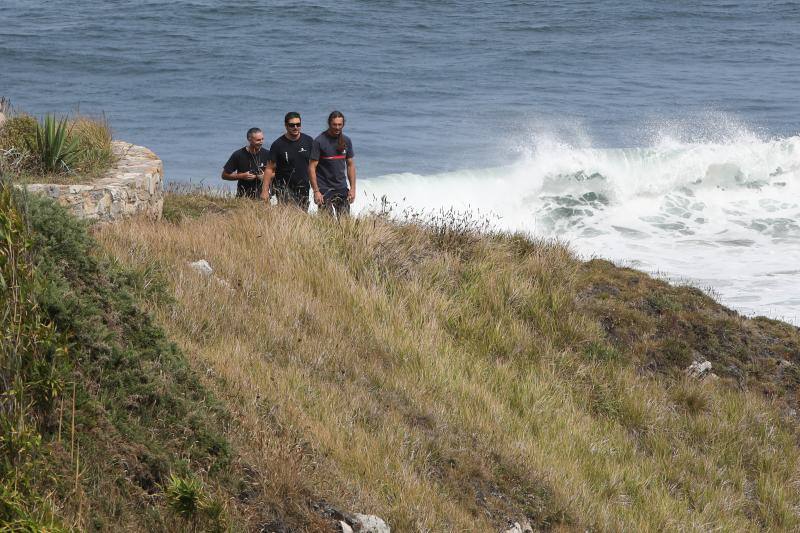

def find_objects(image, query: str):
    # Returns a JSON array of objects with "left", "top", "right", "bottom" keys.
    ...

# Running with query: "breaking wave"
[{"left": 358, "top": 130, "right": 800, "bottom": 323}]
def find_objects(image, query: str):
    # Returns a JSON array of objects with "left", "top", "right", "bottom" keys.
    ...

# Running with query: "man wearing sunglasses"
[{"left": 261, "top": 112, "right": 314, "bottom": 210}]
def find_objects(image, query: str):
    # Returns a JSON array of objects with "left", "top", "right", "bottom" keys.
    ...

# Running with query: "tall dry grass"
[
  {"left": 96, "top": 201, "right": 800, "bottom": 531},
  {"left": 69, "top": 114, "right": 114, "bottom": 175}
]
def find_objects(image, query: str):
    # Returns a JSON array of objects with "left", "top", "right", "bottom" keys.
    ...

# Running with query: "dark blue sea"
[{"left": 2, "top": 0, "right": 800, "bottom": 322}]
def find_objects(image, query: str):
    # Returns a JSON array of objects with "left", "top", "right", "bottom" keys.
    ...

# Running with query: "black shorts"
[
  {"left": 319, "top": 190, "right": 350, "bottom": 218},
  {"left": 272, "top": 182, "right": 310, "bottom": 211},
  {"left": 236, "top": 179, "right": 262, "bottom": 198}
]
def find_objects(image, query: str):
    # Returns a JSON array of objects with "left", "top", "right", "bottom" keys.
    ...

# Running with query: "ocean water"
[{"left": 2, "top": 1, "right": 799, "bottom": 322}]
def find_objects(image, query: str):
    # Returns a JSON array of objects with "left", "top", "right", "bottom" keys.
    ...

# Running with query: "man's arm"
[
  {"left": 222, "top": 170, "right": 252, "bottom": 180},
  {"left": 222, "top": 151, "right": 256, "bottom": 181},
  {"left": 260, "top": 160, "right": 276, "bottom": 202},
  {"left": 346, "top": 157, "right": 356, "bottom": 203},
  {"left": 222, "top": 168, "right": 257, "bottom": 181},
  {"left": 309, "top": 160, "right": 323, "bottom": 206}
]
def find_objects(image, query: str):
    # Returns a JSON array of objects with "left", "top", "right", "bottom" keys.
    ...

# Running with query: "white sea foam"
[{"left": 357, "top": 132, "right": 800, "bottom": 324}]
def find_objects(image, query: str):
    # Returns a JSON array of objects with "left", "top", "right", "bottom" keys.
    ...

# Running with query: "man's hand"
[
  {"left": 313, "top": 190, "right": 324, "bottom": 206},
  {"left": 347, "top": 187, "right": 356, "bottom": 204},
  {"left": 239, "top": 171, "right": 257, "bottom": 181}
]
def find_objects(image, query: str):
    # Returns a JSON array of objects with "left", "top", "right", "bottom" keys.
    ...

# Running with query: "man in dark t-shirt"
[
  {"left": 309, "top": 110, "right": 356, "bottom": 217},
  {"left": 262, "top": 112, "right": 313, "bottom": 210},
  {"left": 221, "top": 127, "right": 269, "bottom": 198}
]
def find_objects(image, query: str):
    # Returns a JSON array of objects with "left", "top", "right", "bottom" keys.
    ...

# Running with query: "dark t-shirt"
[
  {"left": 268, "top": 133, "right": 313, "bottom": 189},
  {"left": 310, "top": 132, "right": 354, "bottom": 196},
  {"left": 223, "top": 147, "right": 269, "bottom": 197}
]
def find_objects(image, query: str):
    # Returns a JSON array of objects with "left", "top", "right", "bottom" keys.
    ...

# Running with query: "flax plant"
[{"left": 25, "top": 114, "right": 82, "bottom": 173}]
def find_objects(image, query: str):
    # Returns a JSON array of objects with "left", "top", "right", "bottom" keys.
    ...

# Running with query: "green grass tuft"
[{"left": 164, "top": 473, "right": 206, "bottom": 519}]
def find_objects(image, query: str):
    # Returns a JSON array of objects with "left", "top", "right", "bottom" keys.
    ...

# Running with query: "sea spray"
[{"left": 359, "top": 134, "right": 800, "bottom": 323}]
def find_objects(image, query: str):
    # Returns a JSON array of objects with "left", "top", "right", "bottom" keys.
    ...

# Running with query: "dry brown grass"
[{"left": 96, "top": 198, "right": 800, "bottom": 531}]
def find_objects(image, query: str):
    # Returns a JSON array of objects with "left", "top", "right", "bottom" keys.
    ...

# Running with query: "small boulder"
[
  {"left": 188, "top": 259, "right": 213, "bottom": 275},
  {"left": 339, "top": 521, "right": 354, "bottom": 533},
  {"left": 503, "top": 520, "right": 533, "bottom": 533},
  {"left": 686, "top": 360, "right": 712, "bottom": 379},
  {"left": 353, "top": 514, "right": 390, "bottom": 533}
]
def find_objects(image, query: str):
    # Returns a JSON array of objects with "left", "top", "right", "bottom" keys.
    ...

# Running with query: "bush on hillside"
[
  {"left": 0, "top": 184, "right": 248, "bottom": 529},
  {"left": 0, "top": 114, "right": 38, "bottom": 174},
  {"left": 0, "top": 182, "right": 67, "bottom": 529}
]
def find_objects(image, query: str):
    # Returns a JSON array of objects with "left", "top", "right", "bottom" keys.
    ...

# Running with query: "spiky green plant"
[
  {"left": 164, "top": 473, "right": 206, "bottom": 520},
  {"left": 25, "top": 115, "right": 82, "bottom": 173}
]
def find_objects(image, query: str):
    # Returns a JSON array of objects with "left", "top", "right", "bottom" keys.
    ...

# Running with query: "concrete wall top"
[{"left": 24, "top": 141, "right": 164, "bottom": 222}]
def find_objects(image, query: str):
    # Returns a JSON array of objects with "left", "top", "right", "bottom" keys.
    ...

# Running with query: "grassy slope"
[
  {"left": 1, "top": 189, "right": 332, "bottom": 531},
  {"left": 94, "top": 195, "right": 800, "bottom": 532}
]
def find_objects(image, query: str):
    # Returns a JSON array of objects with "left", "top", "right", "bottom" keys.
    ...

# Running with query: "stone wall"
[{"left": 24, "top": 141, "right": 163, "bottom": 222}]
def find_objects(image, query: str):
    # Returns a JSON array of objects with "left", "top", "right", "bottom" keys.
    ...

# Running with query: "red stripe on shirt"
[{"left": 321, "top": 155, "right": 347, "bottom": 160}]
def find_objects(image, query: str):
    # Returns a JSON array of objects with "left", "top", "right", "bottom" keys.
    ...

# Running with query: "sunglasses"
[{"left": 286, "top": 122, "right": 301, "bottom": 128}]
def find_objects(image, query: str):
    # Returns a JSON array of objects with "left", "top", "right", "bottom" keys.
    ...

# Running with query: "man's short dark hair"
[
  {"left": 246, "top": 127, "right": 262, "bottom": 139},
  {"left": 284, "top": 112, "right": 301, "bottom": 124}
]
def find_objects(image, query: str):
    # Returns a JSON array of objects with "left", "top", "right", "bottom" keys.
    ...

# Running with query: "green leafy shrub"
[
  {"left": 0, "top": 114, "right": 37, "bottom": 173},
  {"left": 0, "top": 182, "right": 67, "bottom": 530},
  {"left": 0, "top": 483, "right": 46, "bottom": 532},
  {"left": 0, "top": 185, "right": 246, "bottom": 529},
  {"left": 16, "top": 190, "right": 239, "bottom": 528}
]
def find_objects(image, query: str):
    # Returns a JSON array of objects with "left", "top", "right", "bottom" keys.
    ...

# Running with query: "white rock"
[
  {"left": 189, "top": 259, "right": 213, "bottom": 275},
  {"left": 339, "top": 520, "right": 354, "bottom": 533},
  {"left": 353, "top": 513, "right": 390, "bottom": 533},
  {"left": 504, "top": 521, "right": 533, "bottom": 533},
  {"left": 686, "top": 360, "right": 712, "bottom": 379}
]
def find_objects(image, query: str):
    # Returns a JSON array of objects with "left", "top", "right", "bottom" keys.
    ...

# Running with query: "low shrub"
[
  {"left": 0, "top": 182, "right": 67, "bottom": 530},
  {"left": 0, "top": 114, "right": 37, "bottom": 174},
  {"left": 0, "top": 186, "right": 258, "bottom": 529}
]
